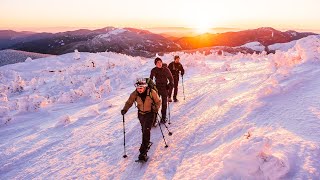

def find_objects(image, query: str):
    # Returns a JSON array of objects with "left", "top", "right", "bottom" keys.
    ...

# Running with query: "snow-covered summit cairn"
[
  {"left": 25, "top": 57, "right": 32, "bottom": 62},
  {"left": 73, "top": 49, "right": 80, "bottom": 60}
]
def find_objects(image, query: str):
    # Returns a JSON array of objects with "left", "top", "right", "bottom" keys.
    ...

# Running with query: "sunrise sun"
[
  {"left": 186, "top": 12, "right": 214, "bottom": 34},
  {"left": 195, "top": 24, "right": 211, "bottom": 34}
]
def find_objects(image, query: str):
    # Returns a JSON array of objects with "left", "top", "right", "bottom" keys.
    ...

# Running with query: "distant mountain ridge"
[
  {"left": 0, "top": 27, "right": 181, "bottom": 57},
  {"left": 0, "top": 27, "right": 317, "bottom": 57},
  {"left": 175, "top": 27, "right": 316, "bottom": 50}
]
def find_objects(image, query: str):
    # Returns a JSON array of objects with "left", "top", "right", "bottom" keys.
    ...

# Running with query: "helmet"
[{"left": 135, "top": 78, "right": 148, "bottom": 88}]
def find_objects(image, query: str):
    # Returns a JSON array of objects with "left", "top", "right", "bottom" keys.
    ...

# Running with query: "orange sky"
[{"left": 1, "top": 0, "right": 320, "bottom": 33}]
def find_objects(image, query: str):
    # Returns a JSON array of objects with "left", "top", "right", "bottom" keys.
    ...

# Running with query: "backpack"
[{"left": 145, "top": 78, "right": 158, "bottom": 98}]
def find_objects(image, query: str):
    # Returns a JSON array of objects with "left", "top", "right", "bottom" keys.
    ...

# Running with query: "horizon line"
[{"left": 1, "top": 26, "right": 320, "bottom": 34}]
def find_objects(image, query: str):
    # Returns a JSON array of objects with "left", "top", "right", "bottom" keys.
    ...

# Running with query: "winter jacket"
[
  {"left": 150, "top": 65, "right": 174, "bottom": 88},
  {"left": 122, "top": 88, "right": 161, "bottom": 114},
  {"left": 168, "top": 62, "right": 184, "bottom": 78}
]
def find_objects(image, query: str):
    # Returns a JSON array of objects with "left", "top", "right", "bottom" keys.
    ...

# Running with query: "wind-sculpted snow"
[{"left": 0, "top": 35, "right": 320, "bottom": 179}]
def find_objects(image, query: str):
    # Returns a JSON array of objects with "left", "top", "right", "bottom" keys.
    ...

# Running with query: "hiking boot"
[
  {"left": 174, "top": 98, "right": 179, "bottom": 102},
  {"left": 160, "top": 117, "right": 167, "bottom": 124},
  {"left": 168, "top": 97, "right": 173, "bottom": 102},
  {"left": 153, "top": 120, "right": 158, "bottom": 127},
  {"left": 138, "top": 153, "right": 148, "bottom": 161}
]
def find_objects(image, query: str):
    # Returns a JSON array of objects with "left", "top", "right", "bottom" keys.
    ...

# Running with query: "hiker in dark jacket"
[
  {"left": 150, "top": 57, "right": 174, "bottom": 123},
  {"left": 168, "top": 55, "right": 185, "bottom": 102},
  {"left": 121, "top": 78, "right": 161, "bottom": 161}
]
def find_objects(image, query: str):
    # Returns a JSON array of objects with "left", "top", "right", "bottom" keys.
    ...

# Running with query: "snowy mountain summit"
[{"left": 0, "top": 35, "right": 320, "bottom": 179}]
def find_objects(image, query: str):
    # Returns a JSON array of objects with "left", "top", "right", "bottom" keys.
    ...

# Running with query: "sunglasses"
[{"left": 135, "top": 83, "right": 147, "bottom": 88}]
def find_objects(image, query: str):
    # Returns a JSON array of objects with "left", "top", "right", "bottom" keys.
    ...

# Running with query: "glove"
[
  {"left": 152, "top": 106, "right": 159, "bottom": 112},
  {"left": 181, "top": 72, "right": 184, "bottom": 76},
  {"left": 121, "top": 109, "right": 127, "bottom": 115}
]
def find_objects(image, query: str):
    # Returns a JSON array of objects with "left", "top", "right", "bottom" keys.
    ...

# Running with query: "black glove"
[
  {"left": 167, "top": 83, "right": 173, "bottom": 90},
  {"left": 121, "top": 109, "right": 127, "bottom": 115},
  {"left": 181, "top": 72, "right": 184, "bottom": 76},
  {"left": 152, "top": 106, "right": 159, "bottom": 112}
]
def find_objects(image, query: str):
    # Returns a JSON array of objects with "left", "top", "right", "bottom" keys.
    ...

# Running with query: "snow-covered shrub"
[
  {"left": 55, "top": 115, "right": 71, "bottom": 127},
  {"left": 17, "top": 97, "right": 29, "bottom": 112},
  {"left": 16, "top": 95, "right": 49, "bottom": 112},
  {"left": 10, "top": 75, "right": 25, "bottom": 93},
  {"left": 99, "top": 99, "right": 112, "bottom": 109},
  {"left": 58, "top": 91, "right": 78, "bottom": 103},
  {"left": 87, "top": 107, "right": 100, "bottom": 117},
  {"left": 185, "top": 52, "right": 207, "bottom": 67},
  {"left": 0, "top": 116, "right": 12, "bottom": 125},
  {"left": 29, "top": 95, "right": 50, "bottom": 109},
  {"left": 79, "top": 82, "right": 101, "bottom": 100},
  {"left": 257, "top": 85, "right": 282, "bottom": 98},
  {"left": 99, "top": 79, "right": 112, "bottom": 94},
  {"left": 221, "top": 61, "right": 231, "bottom": 71},
  {"left": 162, "top": 52, "right": 207, "bottom": 69},
  {"left": 0, "top": 84, "right": 9, "bottom": 95},
  {"left": 7, "top": 100, "right": 18, "bottom": 111},
  {"left": 29, "top": 78, "right": 38, "bottom": 87},
  {"left": 215, "top": 76, "right": 226, "bottom": 82},
  {"left": 106, "top": 59, "right": 116, "bottom": 70},
  {"left": 0, "top": 93, "right": 8, "bottom": 102},
  {"left": 0, "top": 106, "right": 9, "bottom": 117},
  {"left": 0, "top": 105, "right": 11, "bottom": 124}
]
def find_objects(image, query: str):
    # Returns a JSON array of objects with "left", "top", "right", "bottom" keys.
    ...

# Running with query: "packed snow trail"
[{"left": 1, "top": 35, "right": 320, "bottom": 179}]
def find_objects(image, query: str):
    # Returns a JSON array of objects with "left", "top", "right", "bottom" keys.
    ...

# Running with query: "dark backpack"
[{"left": 145, "top": 78, "right": 158, "bottom": 99}]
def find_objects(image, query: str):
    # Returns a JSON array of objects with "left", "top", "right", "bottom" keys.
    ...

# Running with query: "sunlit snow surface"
[{"left": 1, "top": 35, "right": 320, "bottom": 179}]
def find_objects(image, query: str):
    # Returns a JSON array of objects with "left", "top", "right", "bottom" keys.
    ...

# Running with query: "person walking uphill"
[
  {"left": 150, "top": 57, "right": 174, "bottom": 123},
  {"left": 121, "top": 78, "right": 161, "bottom": 161},
  {"left": 168, "top": 55, "right": 185, "bottom": 102}
]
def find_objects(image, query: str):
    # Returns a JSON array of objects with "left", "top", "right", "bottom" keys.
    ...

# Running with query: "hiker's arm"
[
  {"left": 180, "top": 63, "right": 185, "bottom": 76},
  {"left": 122, "top": 91, "right": 137, "bottom": 112},
  {"left": 166, "top": 67, "right": 174, "bottom": 86}
]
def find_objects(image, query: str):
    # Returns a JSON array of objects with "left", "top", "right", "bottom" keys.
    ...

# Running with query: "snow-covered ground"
[
  {"left": 1, "top": 35, "right": 320, "bottom": 179},
  {"left": 268, "top": 40, "right": 298, "bottom": 52},
  {"left": 240, "top": 41, "right": 265, "bottom": 52}
]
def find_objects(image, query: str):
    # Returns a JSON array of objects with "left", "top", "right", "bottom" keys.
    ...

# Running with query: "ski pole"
[
  {"left": 182, "top": 75, "right": 185, "bottom": 100},
  {"left": 168, "top": 100, "right": 171, "bottom": 125},
  {"left": 157, "top": 112, "right": 173, "bottom": 136},
  {"left": 122, "top": 115, "right": 128, "bottom": 158},
  {"left": 157, "top": 117, "right": 169, "bottom": 148}
]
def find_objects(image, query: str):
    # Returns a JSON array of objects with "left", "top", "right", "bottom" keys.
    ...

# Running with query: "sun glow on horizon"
[
  {"left": 185, "top": 12, "right": 216, "bottom": 34},
  {"left": 194, "top": 23, "right": 212, "bottom": 34}
]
